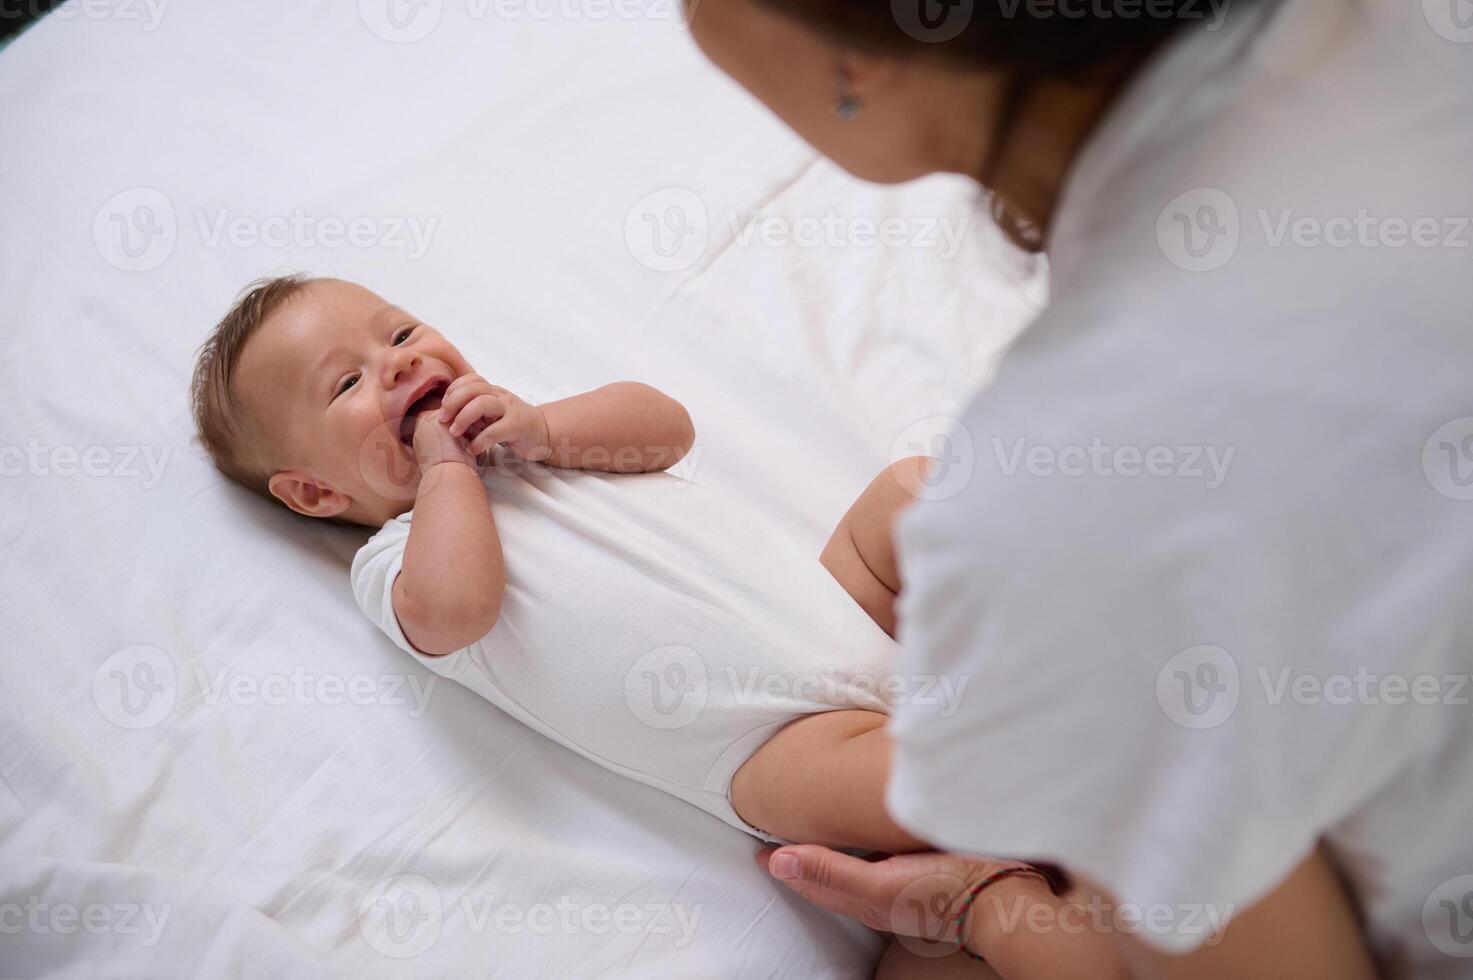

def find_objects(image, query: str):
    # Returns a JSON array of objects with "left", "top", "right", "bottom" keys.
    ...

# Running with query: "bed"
[{"left": 0, "top": 1, "right": 1042, "bottom": 975}]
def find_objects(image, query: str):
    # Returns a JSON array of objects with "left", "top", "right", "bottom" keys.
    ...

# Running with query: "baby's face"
[{"left": 238, "top": 279, "right": 475, "bottom": 526}]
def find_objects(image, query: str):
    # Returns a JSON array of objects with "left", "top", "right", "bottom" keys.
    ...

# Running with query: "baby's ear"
[{"left": 267, "top": 469, "right": 352, "bottom": 520}]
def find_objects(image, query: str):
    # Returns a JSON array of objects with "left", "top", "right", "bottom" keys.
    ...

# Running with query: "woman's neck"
[{"left": 937, "top": 50, "right": 1162, "bottom": 246}]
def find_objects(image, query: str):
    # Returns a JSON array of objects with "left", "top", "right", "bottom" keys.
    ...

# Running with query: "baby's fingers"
[
  {"left": 447, "top": 394, "right": 506, "bottom": 437},
  {"left": 468, "top": 417, "right": 518, "bottom": 456},
  {"left": 437, "top": 377, "right": 484, "bottom": 422}
]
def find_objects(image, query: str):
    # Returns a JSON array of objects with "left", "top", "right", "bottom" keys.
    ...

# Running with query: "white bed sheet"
[{"left": 0, "top": 1, "right": 1043, "bottom": 976}]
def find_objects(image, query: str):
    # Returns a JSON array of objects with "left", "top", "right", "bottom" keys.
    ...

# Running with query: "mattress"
[{"left": 0, "top": 1, "right": 1043, "bottom": 975}]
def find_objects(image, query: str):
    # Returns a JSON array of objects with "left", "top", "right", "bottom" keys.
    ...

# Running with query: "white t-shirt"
[
  {"left": 886, "top": 1, "right": 1473, "bottom": 975},
  {"left": 351, "top": 455, "right": 898, "bottom": 839}
]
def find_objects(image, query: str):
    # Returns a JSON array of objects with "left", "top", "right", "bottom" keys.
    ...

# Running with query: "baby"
[{"left": 190, "top": 274, "right": 935, "bottom": 855}]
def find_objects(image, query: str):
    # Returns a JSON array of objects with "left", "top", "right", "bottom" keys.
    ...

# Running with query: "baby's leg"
[
  {"left": 821, "top": 456, "right": 936, "bottom": 639},
  {"left": 875, "top": 940, "right": 1003, "bottom": 980},
  {"left": 730, "top": 708, "right": 928, "bottom": 853}
]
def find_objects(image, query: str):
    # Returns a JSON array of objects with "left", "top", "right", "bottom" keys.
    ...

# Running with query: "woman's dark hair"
[
  {"left": 751, "top": 0, "right": 1228, "bottom": 249},
  {"left": 750, "top": 0, "right": 1210, "bottom": 76}
]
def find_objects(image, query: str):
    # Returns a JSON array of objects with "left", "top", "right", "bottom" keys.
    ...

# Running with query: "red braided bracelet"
[{"left": 950, "top": 865, "right": 1057, "bottom": 963}]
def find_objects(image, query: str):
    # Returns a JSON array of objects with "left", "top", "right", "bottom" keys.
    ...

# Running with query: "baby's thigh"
[
  {"left": 730, "top": 709, "right": 928, "bottom": 853},
  {"left": 876, "top": 939, "right": 1003, "bottom": 980}
]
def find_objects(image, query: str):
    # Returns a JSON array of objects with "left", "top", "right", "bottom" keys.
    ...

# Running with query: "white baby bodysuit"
[{"left": 351, "top": 452, "right": 898, "bottom": 838}]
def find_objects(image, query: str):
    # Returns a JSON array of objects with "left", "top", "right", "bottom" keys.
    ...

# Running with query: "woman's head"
[{"left": 684, "top": 0, "right": 1207, "bottom": 244}]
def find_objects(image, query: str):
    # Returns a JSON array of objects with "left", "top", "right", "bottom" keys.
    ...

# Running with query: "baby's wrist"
[
  {"left": 418, "top": 456, "right": 478, "bottom": 482},
  {"left": 534, "top": 406, "right": 555, "bottom": 458}
]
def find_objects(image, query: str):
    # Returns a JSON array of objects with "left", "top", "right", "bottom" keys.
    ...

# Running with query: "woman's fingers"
[
  {"left": 758, "top": 845, "right": 1039, "bottom": 947},
  {"left": 757, "top": 846, "right": 896, "bottom": 932}
]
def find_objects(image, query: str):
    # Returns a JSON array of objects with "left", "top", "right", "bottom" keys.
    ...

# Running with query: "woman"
[{"left": 684, "top": 0, "right": 1473, "bottom": 977}]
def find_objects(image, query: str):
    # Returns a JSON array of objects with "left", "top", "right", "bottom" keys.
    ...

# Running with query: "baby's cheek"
[{"left": 348, "top": 418, "right": 414, "bottom": 500}]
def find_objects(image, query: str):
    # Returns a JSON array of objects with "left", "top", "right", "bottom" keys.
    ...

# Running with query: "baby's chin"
[{"left": 347, "top": 433, "right": 427, "bottom": 521}]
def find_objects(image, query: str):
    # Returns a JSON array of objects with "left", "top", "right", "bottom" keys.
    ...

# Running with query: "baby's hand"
[
  {"left": 438, "top": 374, "right": 552, "bottom": 463},
  {"left": 410, "top": 411, "right": 477, "bottom": 474}
]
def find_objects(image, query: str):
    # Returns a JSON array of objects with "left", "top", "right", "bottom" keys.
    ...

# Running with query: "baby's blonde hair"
[{"left": 189, "top": 273, "right": 315, "bottom": 498}]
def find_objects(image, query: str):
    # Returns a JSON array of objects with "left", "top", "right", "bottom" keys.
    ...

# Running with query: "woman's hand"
[
  {"left": 763, "top": 845, "right": 1381, "bottom": 980},
  {"left": 437, "top": 374, "right": 552, "bottom": 463},
  {"left": 759, "top": 846, "right": 1132, "bottom": 979},
  {"left": 757, "top": 846, "right": 1045, "bottom": 958}
]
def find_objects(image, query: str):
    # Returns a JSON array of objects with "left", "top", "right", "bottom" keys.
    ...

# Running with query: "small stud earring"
[{"left": 835, "top": 73, "right": 860, "bottom": 122}]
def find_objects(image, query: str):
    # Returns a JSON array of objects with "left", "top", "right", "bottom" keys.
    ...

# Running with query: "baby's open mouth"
[{"left": 399, "top": 381, "right": 449, "bottom": 446}]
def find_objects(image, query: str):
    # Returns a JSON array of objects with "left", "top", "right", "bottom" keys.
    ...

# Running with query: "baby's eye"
[
  {"left": 333, "top": 374, "right": 359, "bottom": 399},
  {"left": 393, "top": 327, "right": 414, "bottom": 345}
]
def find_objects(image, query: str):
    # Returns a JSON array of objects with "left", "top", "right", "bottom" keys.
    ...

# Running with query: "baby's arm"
[
  {"left": 540, "top": 382, "right": 695, "bottom": 472},
  {"left": 394, "top": 416, "right": 505, "bottom": 657},
  {"left": 439, "top": 376, "right": 694, "bottom": 474}
]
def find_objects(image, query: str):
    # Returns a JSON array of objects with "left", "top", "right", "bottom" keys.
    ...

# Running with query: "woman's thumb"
[{"left": 754, "top": 842, "right": 877, "bottom": 919}]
